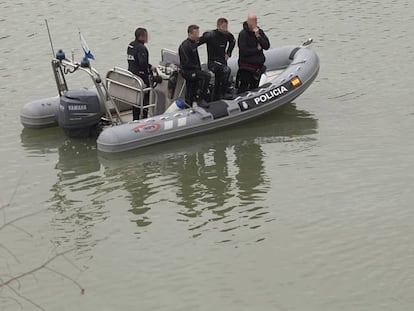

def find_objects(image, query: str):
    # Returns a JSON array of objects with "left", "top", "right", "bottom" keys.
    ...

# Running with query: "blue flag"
[{"left": 79, "top": 32, "right": 95, "bottom": 60}]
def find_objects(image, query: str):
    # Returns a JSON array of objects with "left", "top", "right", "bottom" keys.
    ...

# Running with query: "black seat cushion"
[{"left": 202, "top": 100, "right": 229, "bottom": 119}]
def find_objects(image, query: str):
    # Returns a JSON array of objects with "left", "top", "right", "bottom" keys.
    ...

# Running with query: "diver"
[
  {"left": 127, "top": 27, "right": 156, "bottom": 120},
  {"left": 199, "top": 18, "right": 236, "bottom": 100},
  {"left": 236, "top": 14, "right": 270, "bottom": 94},
  {"left": 178, "top": 24, "right": 211, "bottom": 107}
]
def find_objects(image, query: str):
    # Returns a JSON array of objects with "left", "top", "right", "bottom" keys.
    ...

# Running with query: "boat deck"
[{"left": 106, "top": 68, "right": 286, "bottom": 123}]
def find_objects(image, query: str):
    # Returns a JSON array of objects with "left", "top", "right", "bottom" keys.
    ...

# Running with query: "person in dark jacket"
[
  {"left": 127, "top": 27, "right": 155, "bottom": 120},
  {"left": 199, "top": 18, "right": 235, "bottom": 100},
  {"left": 236, "top": 14, "right": 270, "bottom": 94},
  {"left": 179, "top": 25, "right": 211, "bottom": 107}
]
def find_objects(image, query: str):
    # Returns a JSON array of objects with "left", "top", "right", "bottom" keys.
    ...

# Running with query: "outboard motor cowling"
[{"left": 58, "top": 89, "right": 104, "bottom": 138}]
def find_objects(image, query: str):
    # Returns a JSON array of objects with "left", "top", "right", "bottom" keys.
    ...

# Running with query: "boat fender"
[
  {"left": 165, "top": 99, "right": 186, "bottom": 113},
  {"left": 289, "top": 47, "right": 301, "bottom": 60}
]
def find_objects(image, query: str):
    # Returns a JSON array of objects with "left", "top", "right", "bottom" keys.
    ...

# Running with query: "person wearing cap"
[
  {"left": 127, "top": 27, "right": 156, "bottom": 120},
  {"left": 236, "top": 14, "right": 270, "bottom": 93},
  {"left": 198, "top": 18, "right": 235, "bottom": 100},
  {"left": 178, "top": 24, "right": 211, "bottom": 107}
]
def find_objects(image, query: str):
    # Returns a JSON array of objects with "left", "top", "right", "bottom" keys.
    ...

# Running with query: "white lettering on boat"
[
  {"left": 253, "top": 86, "right": 289, "bottom": 105},
  {"left": 68, "top": 104, "right": 87, "bottom": 111}
]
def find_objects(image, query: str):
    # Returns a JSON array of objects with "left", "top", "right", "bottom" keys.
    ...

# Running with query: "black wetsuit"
[
  {"left": 199, "top": 29, "right": 235, "bottom": 100},
  {"left": 178, "top": 38, "right": 210, "bottom": 106},
  {"left": 237, "top": 22, "right": 270, "bottom": 94},
  {"left": 127, "top": 39, "right": 152, "bottom": 119}
]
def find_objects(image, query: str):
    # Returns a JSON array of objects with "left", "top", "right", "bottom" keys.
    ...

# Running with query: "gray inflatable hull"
[
  {"left": 20, "top": 96, "right": 60, "bottom": 128},
  {"left": 97, "top": 46, "right": 319, "bottom": 153}
]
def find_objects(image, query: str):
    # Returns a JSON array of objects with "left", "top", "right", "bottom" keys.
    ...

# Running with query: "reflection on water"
[
  {"left": 20, "top": 104, "right": 318, "bottom": 242},
  {"left": 20, "top": 127, "right": 66, "bottom": 156},
  {"left": 21, "top": 130, "right": 107, "bottom": 252},
  {"left": 234, "top": 142, "right": 266, "bottom": 205},
  {"left": 49, "top": 138, "right": 108, "bottom": 252},
  {"left": 99, "top": 103, "right": 318, "bottom": 239}
]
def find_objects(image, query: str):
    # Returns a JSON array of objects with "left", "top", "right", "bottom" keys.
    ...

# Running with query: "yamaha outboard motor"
[{"left": 58, "top": 89, "right": 104, "bottom": 138}]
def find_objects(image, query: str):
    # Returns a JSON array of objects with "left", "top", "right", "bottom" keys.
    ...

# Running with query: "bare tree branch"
[
  {"left": 1, "top": 200, "right": 7, "bottom": 224},
  {"left": 0, "top": 276, "right": 5, "bottom": 295},
  {"left": 0, "top": 172, "right": 25, "bottom": 214},
  {"left": 0, "top": 274, "right": 22, "bottom": 290},
  {"left": 7, "top": 284, "right": 45, "bottom": 311},
  {"left": 44, "top": 266, "right": 85, "bottom": 294},
  {"left": 1, "top": 203, "right": 7, "bottom": 222},
  {"left": 0, "top": 295, "right": 24, "bottom": 309},
  {"left": 0, "top": 248, "right": 76, "bottom": 289},
  {"left": 0, "top": 243, "right": 21, "bottom": 263},
  {"left": 0, "top": 209, "right": 45, "bottom": 233},
  {"left": 62, "top": 254, "right": 83, "bottom": 272},
  {"left": 45, "top": 240, "right": 84, "bottom": 292},
  {"left": 1, "top": 202, "right": 10, "bottom": 211},
  {"left": 10, "top": 223, "right": 34, "bottom": 238},
  {"left": 0, "top": 174, "right": 85, "bottom": 310}
]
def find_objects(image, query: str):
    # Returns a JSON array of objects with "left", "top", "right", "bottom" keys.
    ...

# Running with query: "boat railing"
[
  {"left": 105, "top": 67, "right": 157, "bottom": 120},
  {"left": 51, "top": 57, "right": 122, "bottom": 125},
  {"left": 159, "top": 49, "right": 188, "bottom": 101}
]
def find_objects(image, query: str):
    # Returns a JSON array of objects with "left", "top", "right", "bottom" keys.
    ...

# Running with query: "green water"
[{"left": 1, "top": 0, "right": 414, "bottom": 310}]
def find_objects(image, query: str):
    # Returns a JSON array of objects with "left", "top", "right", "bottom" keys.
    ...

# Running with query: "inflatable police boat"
[{"left": 20, "top": 39, "right": 319, "bottom": 153}]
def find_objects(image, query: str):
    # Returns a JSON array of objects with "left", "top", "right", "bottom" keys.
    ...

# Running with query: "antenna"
[{"left": 45, "top": 19, "right": 55, "bottom": 57}]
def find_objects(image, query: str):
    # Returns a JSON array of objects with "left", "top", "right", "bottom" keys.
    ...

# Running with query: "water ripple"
[
  {"left": 95, "top": 104, "right": 317, "bottom": 242},
  {"left": 7, "top": 0, "right": 414, "bottom": 310}
]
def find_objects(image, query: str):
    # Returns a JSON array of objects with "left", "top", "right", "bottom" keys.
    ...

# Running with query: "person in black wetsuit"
[
  {"left": 127, "top": 27, "right": 155, "bottom": 120},
  {"left": 236, "top": 14, "right": 270, "bottom": 94},
  {"left": 178, "top": 25, "right": 211, "bottom": 107},
  {"left": 199, "top": 18, "right": 235, "bottom": 100}
]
